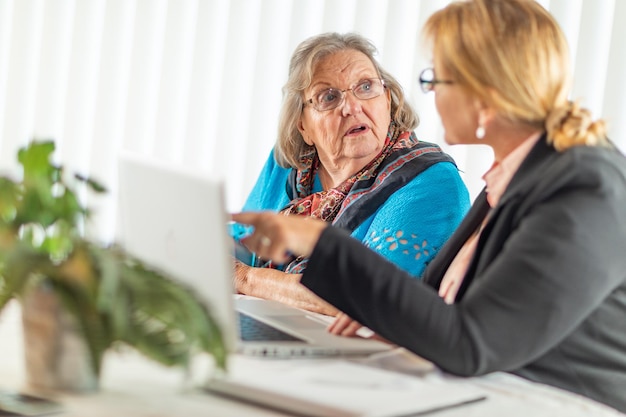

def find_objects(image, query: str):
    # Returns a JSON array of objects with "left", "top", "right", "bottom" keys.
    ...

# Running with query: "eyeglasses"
[
  {"left": 418, "top": 68, "right": 454, "bottom": 93},
  {"left": 304, "top": 78, "right": 386, "bottom": 112}
]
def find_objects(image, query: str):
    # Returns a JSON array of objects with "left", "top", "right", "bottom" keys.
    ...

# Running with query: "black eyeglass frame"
[
  {"left": 304, "top": 78, "right": 387, "bottom": 112},
  {"left": 418, "top": 68, "right": 454, "bottom": 93}
]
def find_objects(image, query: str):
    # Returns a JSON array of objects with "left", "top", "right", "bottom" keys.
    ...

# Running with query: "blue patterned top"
[{"left": 231, "top": 146, "right": 470, "bottom": 278}]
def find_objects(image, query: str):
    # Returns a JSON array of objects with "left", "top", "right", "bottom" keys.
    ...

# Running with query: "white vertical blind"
[
  {"left": 58, "top": 0, "right": 105, "bottom": 168},
  {"left": 0, "top": 0, "right": 624, "bottom": 243},
  {"left": 1, "top": 0, "right": 44, "bottom": 172},
  {"left": 32, "top": 0, "right": 74, "bottom": 145},
  {"left": 123, "top": 0, "right": 167, "bottom": 155},
  {"left": 86, "top": 0, "right": 136, "bottom": 238},
  {"left": 603, "top": 0, "right": 626, "bottom": 150},
  {"left": 571, "top": 0, "right": 614, "bottom": 118},
  {"left": 0, "top": 0, "right": 11, "bottom": 146},
  {"left": 152, "top": 0, "right": 198, "bottom": 164},
  {"left": 242, "top": 0, "right": 292, "bottom": 189},
  {"left": 183, "top": 0, "right": 229, "bottom": 169}
]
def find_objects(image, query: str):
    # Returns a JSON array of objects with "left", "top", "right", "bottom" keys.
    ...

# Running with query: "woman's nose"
[{"left": 340, "top": 93, "right": 363, "bottom": 116}]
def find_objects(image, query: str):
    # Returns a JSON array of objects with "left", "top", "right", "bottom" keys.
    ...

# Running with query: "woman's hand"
[
  {"left": 233, "top": 259, "right": 251, "bottom": 294},
  {"left": 231, "top": 212, "right": 328, "bottom": 264},
  {"left": 328, "top": 312, "right": 365, "bottom": 337},
  {"left": 232, "top": 257, "right": 339, "bottom": 315},
  {"left": 328, "top": 312, "right": 393, "bottom": 344}
]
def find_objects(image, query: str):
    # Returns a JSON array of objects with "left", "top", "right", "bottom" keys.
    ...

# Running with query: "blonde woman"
[{"left": 233, "top": 0, "right": 626, "bottom": 412}]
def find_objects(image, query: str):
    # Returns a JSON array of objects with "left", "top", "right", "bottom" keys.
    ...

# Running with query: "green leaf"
[
  {"left": 17, "top": 140, "right": 56, "bottom": 184},
  {"left": 0, "top": 178, "right": 19, "bottom": 223},
  {"left": 74, "top": 173, "right": 107, "bottom": 194},
  {"left": 0, "top": 244, "right": 49, "bottom": 310}
]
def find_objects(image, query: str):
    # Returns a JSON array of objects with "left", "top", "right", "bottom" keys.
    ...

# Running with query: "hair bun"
[{"left": 546, "top": 100, "right": 608, "bottom": 151}]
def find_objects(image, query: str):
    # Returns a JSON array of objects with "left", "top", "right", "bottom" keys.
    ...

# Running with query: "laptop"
[
  {"left": 116, "top": 153, "right": 488, "bottom": 417},
  {"left": 116, "top": 152, "right": 393, "bottom": 358}
]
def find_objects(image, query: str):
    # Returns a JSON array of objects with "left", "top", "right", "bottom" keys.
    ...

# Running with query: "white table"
[{"left": 1, "top": 300, "right": 623, "bottom": 417}]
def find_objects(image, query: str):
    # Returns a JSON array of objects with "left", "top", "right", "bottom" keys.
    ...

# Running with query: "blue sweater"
[{"left": 232, "top": 149, "right": 470, "bottom": 277}]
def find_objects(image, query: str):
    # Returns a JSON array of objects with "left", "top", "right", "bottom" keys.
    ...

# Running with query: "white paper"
[{"left": 206, "top": 357, "right": 486, "bottom": 417}]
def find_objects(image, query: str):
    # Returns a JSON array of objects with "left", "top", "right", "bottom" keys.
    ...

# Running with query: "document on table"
[{"left": 204, "top": 357, "right": 487, "bottom": 417}]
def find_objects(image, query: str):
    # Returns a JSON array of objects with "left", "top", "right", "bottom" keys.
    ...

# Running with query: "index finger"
[
  {"left": 328, "top": 312, "right": 352, "bottom": 334},
  {"left": 230, "top": 212, "right": 261, "bottom": 226}
]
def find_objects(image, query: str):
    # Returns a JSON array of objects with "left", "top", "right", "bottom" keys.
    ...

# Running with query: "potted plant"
[{"left": 0, "top": 140, "right": 227, "bottom": 392}]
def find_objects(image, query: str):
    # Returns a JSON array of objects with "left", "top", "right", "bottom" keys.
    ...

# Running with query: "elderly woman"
[
  {"left": 231, "top": 32, "right": 470, "bottom": 315},
  {"left": 233, "top": 0, "right": 626, "bottom": 413}
]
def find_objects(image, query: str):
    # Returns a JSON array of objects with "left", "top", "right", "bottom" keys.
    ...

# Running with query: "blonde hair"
[
  {"left": 275, "top": 32, "right": 419, "bottom": 169},
  {"left": 422, "top": 0, "right": 608, "bottom": 151}
]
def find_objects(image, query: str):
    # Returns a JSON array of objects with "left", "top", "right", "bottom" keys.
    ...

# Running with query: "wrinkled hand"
[
  {"left": 232, "top": 259, "right": 251, "bottom": 294},
  {"left": 231, "top": 212, "right": 328, "bottom": 264}
]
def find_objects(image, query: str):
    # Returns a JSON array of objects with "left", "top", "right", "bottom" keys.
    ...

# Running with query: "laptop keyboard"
[{"left": 238, "top": 312, "right": 304, "bottom": 342}]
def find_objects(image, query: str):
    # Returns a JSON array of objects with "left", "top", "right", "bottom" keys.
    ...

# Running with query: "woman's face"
[
  {"left": 298, "top": 50, "right": 391, "bottom": 173},
  {"left": 432, "top": 65, "right": 482, "bottom": 146}
]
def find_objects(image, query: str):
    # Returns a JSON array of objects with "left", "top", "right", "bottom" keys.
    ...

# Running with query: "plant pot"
[{"left": 21, "top": 285, "right": 99, "bottom": 393}]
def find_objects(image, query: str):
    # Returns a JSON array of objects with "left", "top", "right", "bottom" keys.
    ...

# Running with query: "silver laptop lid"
[{"left": 116, "top": 152, "right": 238, "bottom": 354}]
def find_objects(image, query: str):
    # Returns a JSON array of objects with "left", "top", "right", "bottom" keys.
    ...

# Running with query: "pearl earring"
[{"left": 475, "top": 124, "right": 485, "bottom": 139}]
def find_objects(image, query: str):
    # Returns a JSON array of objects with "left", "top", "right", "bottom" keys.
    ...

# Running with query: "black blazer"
[{"left": 302, "top": 136, "right": 626, "bottom": 412}]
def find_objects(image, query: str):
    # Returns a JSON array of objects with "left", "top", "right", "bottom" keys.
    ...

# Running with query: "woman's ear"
[
  {"left": 472, "top": 95, "right": 497, "bottom": 140},
  {"left": 476, "top": 88, "right": 501, "bottom": 125},
  {"left": 474, "top": 98, "right": 496, "bottom": 129},
  {"left": 298, "top": 118, "right": 314, "bottom": 146}
]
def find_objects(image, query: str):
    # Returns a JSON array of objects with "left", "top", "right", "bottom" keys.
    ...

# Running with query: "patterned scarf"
[
  {"left": 281, "top": 122, "right": 406, "bottom": 221},
  {"left": 266, "top": 122, "right": 418, "bottom": 273}
]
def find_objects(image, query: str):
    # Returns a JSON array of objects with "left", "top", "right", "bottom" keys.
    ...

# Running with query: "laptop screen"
[{"left": 116, "top": 152, "right": 239, "bottom": 353}]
